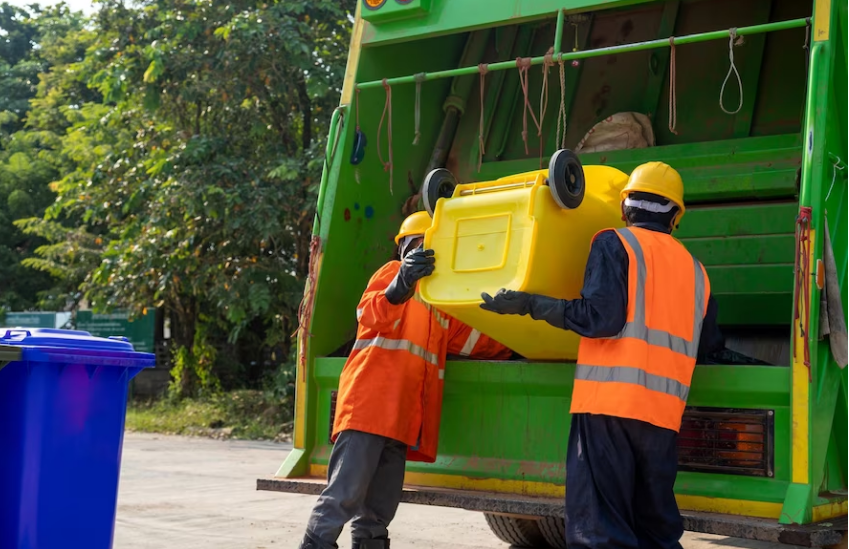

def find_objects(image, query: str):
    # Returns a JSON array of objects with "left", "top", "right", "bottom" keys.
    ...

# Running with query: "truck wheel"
[
  {"left": 825, "top": 533, "right": 848, "bottom": 549},
  {"left": 537, "top": 516, "right": 567, "bottom": 549},
  {"left": 423, "top": 168, "right": 457, "bottom": 217},
  {"left": 483, "top": 513, "right": 547, "bottom": 548},
  {"left": 547, "top": 149, "right": 585, "bottom": 210}
]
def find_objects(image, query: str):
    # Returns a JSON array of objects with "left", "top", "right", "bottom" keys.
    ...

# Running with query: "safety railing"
[{"left": 355, "top": 15, "right": 809, "bottom": 91}]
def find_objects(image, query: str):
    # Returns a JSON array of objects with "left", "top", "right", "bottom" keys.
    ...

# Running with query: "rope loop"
[
  {"left": 477, "top": 63, "right": 489, "bottom": 172},
  {"left": 826, "top": 155, "right": 846, "bottom": 201},
  {"left": 719, "top": 27, "right": 744, "bottom": 115},
  {"left": 412, "top": 73, "right": 425, "bottom": 145},
  {"left": 556, "top": 53, "right": 567, "bottom": 149},
  {"left": 516, "top": 57, "right": 540, "bottom": 156},
  {"left": 668, "top": 36, "right": 678, "bottom": 135},
  {"left": 537, "top": 48, "right": 554, "bottom": 168},
  {"left": 377, "top": 78, "right": 394, "bottom": 194}
]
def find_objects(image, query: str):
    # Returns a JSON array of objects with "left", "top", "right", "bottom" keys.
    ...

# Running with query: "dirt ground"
[{"left": 113, "top": 432, "right": 797, "bottom": 549}]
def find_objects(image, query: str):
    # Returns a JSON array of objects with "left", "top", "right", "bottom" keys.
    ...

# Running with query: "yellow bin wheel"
[
  {"left": 423, "top": 168, "right": 458, "bottom": 217},
  {"left": 547, "top": 149, "right": 585, "bottom": 210}
]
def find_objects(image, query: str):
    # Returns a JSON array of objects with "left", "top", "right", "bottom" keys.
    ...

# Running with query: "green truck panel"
[{"left": 259, "top": 0, "right": 848, "bottom": 544}]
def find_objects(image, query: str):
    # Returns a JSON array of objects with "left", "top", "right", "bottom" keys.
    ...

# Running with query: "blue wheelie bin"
[{"left": 0, "top": 328, "right": 155, "bottom": 549}]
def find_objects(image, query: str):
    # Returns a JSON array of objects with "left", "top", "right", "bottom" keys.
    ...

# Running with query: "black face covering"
[{"left": 399, "top": 236, "right": 424, "bottom": 259}]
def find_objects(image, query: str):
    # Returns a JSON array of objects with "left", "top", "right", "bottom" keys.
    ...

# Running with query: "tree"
[
  {"left": 16, "top": 0, "right": 354, "bottom": 396},
  {"left": 1, "top": 3, "right": 91, "bottom": 311}
]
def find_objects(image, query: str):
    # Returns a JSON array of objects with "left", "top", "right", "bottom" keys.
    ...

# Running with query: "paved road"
[{"left": 114, "top": 432, "right": 794, "bottom": 549}]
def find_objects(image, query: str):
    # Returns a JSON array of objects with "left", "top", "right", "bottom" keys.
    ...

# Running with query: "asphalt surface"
[{"left": 113, "top": 432, "right": 798, "bottom": 549}]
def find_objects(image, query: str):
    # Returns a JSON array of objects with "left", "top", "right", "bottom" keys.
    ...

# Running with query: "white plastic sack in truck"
[{"left": 574, "top": 112, "right": 655, "bottom": 154}]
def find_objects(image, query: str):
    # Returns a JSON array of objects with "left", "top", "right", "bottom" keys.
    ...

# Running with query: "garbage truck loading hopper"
[{"left": 257, "top": 0, "right": 848, "bottom": 546}]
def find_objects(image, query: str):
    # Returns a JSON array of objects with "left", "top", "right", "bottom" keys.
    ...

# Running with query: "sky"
[{"left": 4, "top": 0, "right": 96, "bottom": 14}]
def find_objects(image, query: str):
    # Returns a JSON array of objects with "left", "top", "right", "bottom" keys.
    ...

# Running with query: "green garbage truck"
[{"left": 258, "top": 0, "right": 848, "bottom": 546}]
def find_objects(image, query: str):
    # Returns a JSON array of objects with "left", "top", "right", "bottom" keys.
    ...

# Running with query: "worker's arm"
[
  {"left": 543, "top": 231, "right": 628, "bottom": 337},
  {"left": 524, "top": 239, "right": 726, "bottom": 344},
  {"left": 480, "top": 232, "right": 628, "bottom": 338},
  {"left": 357, "top": 248, "right": 436, "bottom": 332},
  {"left": 446, "top": 321, "right": 513, "bottom": 360},
  {"left": 355, "top": 262, "right": 407, "bottom": 333},
  {"left": 697, "top": 294, "right": 724, "bottom": 361},
  {"left": 481, "top": 231, "right": 726, "bottom": 350}
]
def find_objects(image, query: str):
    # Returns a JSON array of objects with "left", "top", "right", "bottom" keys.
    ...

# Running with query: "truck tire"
[
  {"left": 483, "top": 513, "right": 547, "bottom": 547},
  {"left": 537, "top": 516, "right": 567, "bottom": 549},
  {"left": 826, "top": 533, "right": 848, "bottom": 549}
]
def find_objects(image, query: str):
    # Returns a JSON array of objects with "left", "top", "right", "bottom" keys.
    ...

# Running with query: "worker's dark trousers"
[
  {"left": 565, "top": 413, "right": 683, "bottom": 549},
  {"left": 302, "top": 429, "right": 407, "bottom": 549}
]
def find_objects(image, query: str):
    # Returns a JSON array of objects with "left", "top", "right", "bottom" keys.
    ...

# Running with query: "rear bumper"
[{"left": 257, "top": 477, "right": 847, "bottom": 547}]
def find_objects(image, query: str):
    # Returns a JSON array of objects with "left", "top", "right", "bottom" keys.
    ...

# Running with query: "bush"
[{"left": 127, "top": 386, "right": 294, "bottom": 441}]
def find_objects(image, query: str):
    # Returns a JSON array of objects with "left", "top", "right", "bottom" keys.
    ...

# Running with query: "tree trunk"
[{"left": 169, "top": 296, "right": 198, "bottom": 396}]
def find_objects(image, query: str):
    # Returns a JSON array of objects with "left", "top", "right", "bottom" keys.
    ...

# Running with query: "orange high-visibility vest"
[
  {"left": 570, "top": 227, "right": 710, "bottom": 432},
  {"left": 334, "top": 261, "right": 511, "bottom": 462}
]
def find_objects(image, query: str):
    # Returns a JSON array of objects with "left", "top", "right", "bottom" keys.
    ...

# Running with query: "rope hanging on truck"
[
  {"left": 826, "top": 155, "right": 846, "bottom": 201},
  {"left": 478, "top": 63, "right": 488, "bottom": 172},
  {"left": 516, "top": 57, "right": 541, "bottom": 156},
  {"left": 719, "top": 28, "right": 744, "bottom": 115},
  {"left": 793, "top": 205, "right": 813, "bottom": 382},
  {"left": 295, "top": 234, "right": 322, "bottom": 381},
  {"left": 556, "top": 54, "right": 568, "bottom": 150},
  {"left": 539, "top": 49, "right": 554, "bottom": 169},
  {"left": 668, "top": 37, "right": 678, "bottom": 135},
  {"left": 377, "top": 78, "right": 394, "bottom": 194},
  {"left": 413, "top": 73, "right": 425, "bottom": 146}
]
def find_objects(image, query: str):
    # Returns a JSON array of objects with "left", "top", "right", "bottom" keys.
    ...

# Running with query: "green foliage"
[
  {"left": 168, "top": 323, "right": 221, "bottom": 398},
  {"left": 130, "top": 351, "right": 297, "bottom": 440},
  {"left": 1, "top": 2, "right": 91, "bottom": 311},
  {"left": 3, "top": 0, "right": 354, "bottom": 398},
  {"left": 126, "top": 387, "right": 295, "bottom": 441}
]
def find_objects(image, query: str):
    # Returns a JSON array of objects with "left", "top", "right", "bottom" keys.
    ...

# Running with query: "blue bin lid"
[{"left": 1, "top": 328, "right": 155, "bottom": 367}]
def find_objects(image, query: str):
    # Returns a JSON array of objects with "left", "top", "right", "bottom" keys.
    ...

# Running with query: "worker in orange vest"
[
  {"left": 480, "top": 162, "right": 723, "bottom": 549},
  {"left": 299, "top": 211, "right": 512, "bottom": 549}
]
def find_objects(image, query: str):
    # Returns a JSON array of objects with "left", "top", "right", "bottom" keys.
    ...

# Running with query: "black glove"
[
  {"left": 479, "top": 289, "right": 532, "bottom": 315},
  {"left": 384, "top": 247, "right": 435, "bottom": 305},
  {"left": 480, "top": 289, "right": 568, "bottom": 330}
]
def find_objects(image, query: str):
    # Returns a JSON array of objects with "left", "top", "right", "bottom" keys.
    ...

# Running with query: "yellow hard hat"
[
  {"left": 620, "top": 161, "right": 686, "bottom": 224},
  {"left": 395, "top": 211, "right": 431, "bottom": 244}
]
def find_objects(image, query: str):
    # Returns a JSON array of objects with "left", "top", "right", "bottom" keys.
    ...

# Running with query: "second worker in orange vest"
[
  {"left": 299, "top": 212, "right": 512, "bottom": 549},
  {"left": 480, "top": 162, "right": 724, "bottom": 549}
]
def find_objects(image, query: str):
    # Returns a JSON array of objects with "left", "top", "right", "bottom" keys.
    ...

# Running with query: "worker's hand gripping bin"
[
  {"left": 0, "top": 328, "right": 155, "bottom": 549},
  {"left": 419, "top": 150, "right": 628, "bottom": 360}
]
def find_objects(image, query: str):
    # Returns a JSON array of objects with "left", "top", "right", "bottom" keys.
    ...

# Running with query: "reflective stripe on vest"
[
  {"left": 578, "top": 227, "right": 706, "bottom": 401},
  {"left": 352, "top": 336, "right": 440, "bottom": 368},
  {"left": 459, "top": 329, "right": 481, "bottom": 357},
  {"left": 575, "top": 364, "right": 690, "bottom": 400}
]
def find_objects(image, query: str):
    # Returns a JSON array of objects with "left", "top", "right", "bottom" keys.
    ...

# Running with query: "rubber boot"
[{"left": 352, "top": 537, "right": 389, "bottom": 549}]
